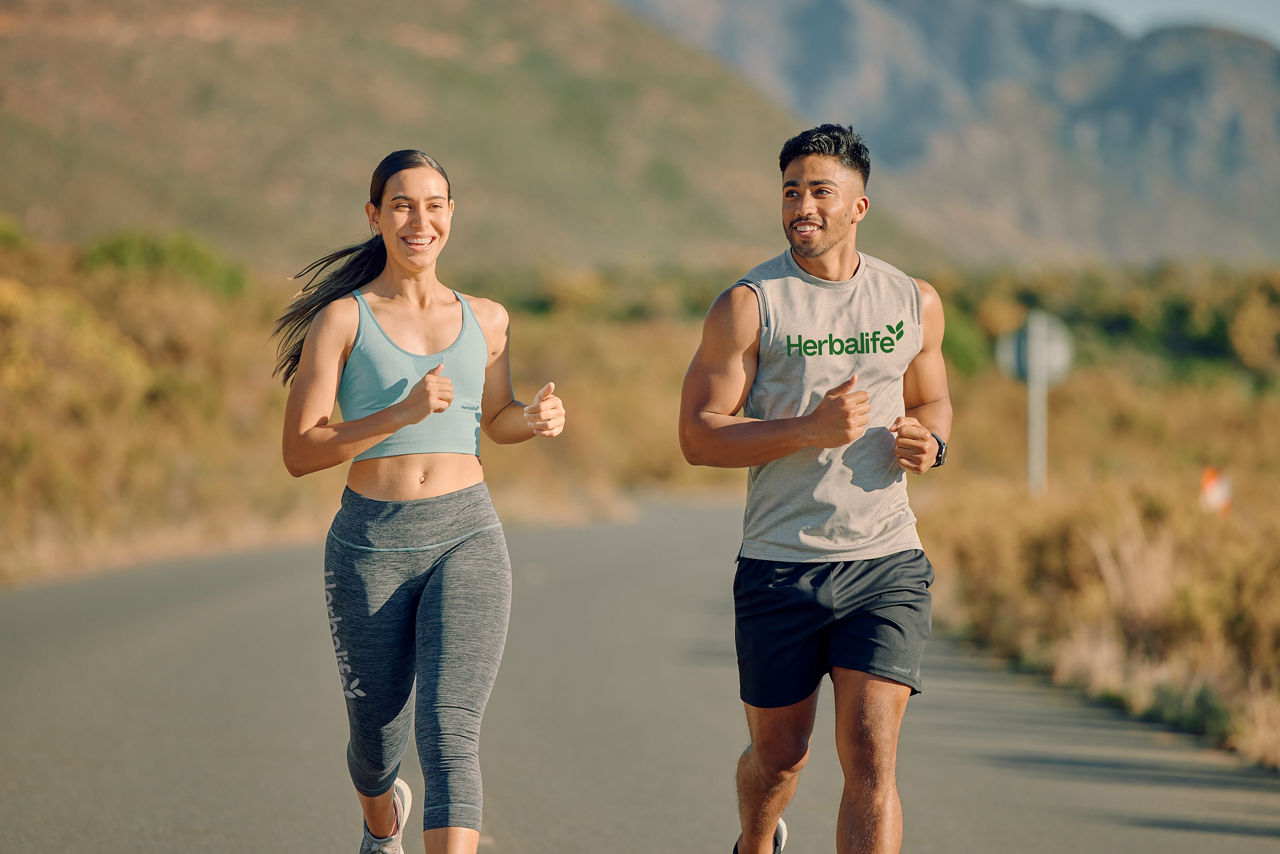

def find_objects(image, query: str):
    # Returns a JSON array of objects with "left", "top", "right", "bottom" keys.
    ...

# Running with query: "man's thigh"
[
  {"left": 827, "top": 550, "right": 933, "bottom": 694},
  {"left": 830, "top": 668, "right": 911, "bottom": 766},
  {"left": 734, "top": 557, "right": 837, "bottom": 708}
]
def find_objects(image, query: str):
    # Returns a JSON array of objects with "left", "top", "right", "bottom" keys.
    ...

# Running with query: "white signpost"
[{"left": 996, "top": 310, "right": 1073, "bottom": 494}]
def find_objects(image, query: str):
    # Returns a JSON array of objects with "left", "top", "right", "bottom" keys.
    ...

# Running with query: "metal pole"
[{"left": 1027, "top": 310, "right": 1048, "bottom": 494}]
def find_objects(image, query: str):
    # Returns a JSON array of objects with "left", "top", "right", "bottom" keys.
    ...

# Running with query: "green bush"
[
  {"left": 81, "top": 231, "right": 246, "bottom": 296},
  {"left": 0, "top": 213, "right": 26, "bottom": 248}
]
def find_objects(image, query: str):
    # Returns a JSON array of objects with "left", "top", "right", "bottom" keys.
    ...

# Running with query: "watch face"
[{"left": 932, "top": 434, "right": 947, "bottom": 467}]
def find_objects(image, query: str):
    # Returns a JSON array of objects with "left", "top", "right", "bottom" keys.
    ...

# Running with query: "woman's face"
[{"left": 366, "top": 166, "right": 454, "bottom": 273}]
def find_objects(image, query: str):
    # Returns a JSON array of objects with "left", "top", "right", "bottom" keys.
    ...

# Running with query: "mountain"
[
  {"left": 0, "top": 0, "right": 936, "bottom": 274},
  {"left": 614, "top": 0, "right": 1280, "bottom": 266}
]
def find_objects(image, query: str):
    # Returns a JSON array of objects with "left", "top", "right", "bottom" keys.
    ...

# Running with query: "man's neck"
[{"left": 791, "top": 245, "right": 861, "bottom": 282}]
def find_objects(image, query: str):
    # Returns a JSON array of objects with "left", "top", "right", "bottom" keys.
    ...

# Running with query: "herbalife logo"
[
  {"left": 325, "top": 569, "right": 366, "bottom": 700},
  {"left": 786, "top": 321, "right": 905, "bottom": 356}
]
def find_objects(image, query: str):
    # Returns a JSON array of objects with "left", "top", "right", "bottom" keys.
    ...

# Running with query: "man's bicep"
[
  {"left": 681, "top": 287, "right": 760, "bottom": 420},
  {"left": 683, "top": 346, "right": 751, "bottom": 421},
  {"left": 904, "top": 278, "right": 951, "bottom": 411},
  {"left": 903, "top": 346, "right": 949, "bottom": 410}
]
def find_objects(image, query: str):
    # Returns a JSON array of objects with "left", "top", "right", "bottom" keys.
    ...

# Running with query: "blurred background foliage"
[{"left": 2, "top": 221, "right": 1278, "bottom": 766}]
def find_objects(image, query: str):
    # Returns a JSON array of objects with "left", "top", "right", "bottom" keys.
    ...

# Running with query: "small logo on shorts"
[{"left": 889, "top": 665, "right": 914, "bottom": 675}]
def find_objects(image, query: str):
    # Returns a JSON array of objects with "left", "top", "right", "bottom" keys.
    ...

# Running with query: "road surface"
[{"left": 2, "top": 498, "right": 1277, "bottom": 852}]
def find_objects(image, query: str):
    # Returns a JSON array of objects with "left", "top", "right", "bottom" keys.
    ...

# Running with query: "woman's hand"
[
  {"left": 398, "top": 363, "right": 454, "bottom": 424},
  {"left": 524, "top": 382, "right": 565, "bottom": 438}
]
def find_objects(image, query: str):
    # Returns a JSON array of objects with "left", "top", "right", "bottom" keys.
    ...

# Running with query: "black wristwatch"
[{"left": 930, "top": 433, "right": 947, "bottom": 468}]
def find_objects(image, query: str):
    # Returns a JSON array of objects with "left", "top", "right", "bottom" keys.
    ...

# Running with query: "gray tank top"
[{"left": 740, "top": 250, "right": 924, "bottom": 562}]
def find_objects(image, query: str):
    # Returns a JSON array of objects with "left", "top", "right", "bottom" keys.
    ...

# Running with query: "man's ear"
[{"left": 852, "top": 194, "right": 869, "bottom": 224}]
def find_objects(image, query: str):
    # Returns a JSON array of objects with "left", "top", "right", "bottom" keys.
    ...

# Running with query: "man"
[{"left": 678, "top": 124, "right": 951, "bottom": 854}]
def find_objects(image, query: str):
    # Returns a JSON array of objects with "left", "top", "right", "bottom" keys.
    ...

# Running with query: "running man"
[{"left": 679, "top": 124, "right": 952, "bottom": 854}]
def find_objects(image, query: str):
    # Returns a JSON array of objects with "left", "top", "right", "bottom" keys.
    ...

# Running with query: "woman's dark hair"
[
  {"left": 272, "top": 150, "right": 451, "bottom": 385},
  {"left": 778, "top": 124, "right": 871, "bottom": 186}
]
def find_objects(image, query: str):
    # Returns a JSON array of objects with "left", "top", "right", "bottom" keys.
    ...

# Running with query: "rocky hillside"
[{"left": 616, "top": 0, "right": 1280, "bottom": 265}]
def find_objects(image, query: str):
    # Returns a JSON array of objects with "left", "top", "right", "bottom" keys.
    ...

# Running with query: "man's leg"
[
  {"left": 830, "top": 668, "right": 911, "bottom": 854},
  {"left": 736, "top": 687, "right": 819, "bottom": 854}
]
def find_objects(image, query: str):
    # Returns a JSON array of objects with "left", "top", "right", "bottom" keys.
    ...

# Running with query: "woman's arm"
[
  {"left": 280, "top": 298, "right": 454, "bottom": 476},
  {"left": 472, "top": 297, "right": 564, "bottom": 445}
]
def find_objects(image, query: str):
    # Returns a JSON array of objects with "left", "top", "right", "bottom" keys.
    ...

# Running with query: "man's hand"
[
  {"left": 525, "top": 382, "right": 565, "bottom": 438},
  {"left": 889, "top": 416, "right": 938, "bottom": 474},
  {"left": 807, "top": 374, "right": 871, "bottom": 448}
]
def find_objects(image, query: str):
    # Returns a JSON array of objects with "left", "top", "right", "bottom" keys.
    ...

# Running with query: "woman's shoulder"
[
  {"left": 458, "top": 292, "right": 509, "bottom": 330},
  {"left": 322, "top": 290, "right": 360, "bottom": 317},
  {"left": 309, "top": 291, "right": 361, "bottom": 341}
]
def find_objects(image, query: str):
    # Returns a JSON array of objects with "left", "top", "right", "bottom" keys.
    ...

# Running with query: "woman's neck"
[{"left": 365, "top": 266, "right": 450, "bottom": 306}]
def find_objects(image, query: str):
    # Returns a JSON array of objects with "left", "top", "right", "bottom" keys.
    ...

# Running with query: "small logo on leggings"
[{"left": 325, "top": 570, "right": 366, "bottom": 699}]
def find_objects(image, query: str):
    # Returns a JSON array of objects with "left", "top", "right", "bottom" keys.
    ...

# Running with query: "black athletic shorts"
[{"left": 733, "top": 549, "right": 934, "bottom": 708}]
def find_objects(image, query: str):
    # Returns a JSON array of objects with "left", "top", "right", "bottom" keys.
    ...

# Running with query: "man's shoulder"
[
  {"left": 860, "top": 251, "right": 915, "bottom": 286},
  {"left": 738, "top": 250, "right": 795, "bottom": 287}
]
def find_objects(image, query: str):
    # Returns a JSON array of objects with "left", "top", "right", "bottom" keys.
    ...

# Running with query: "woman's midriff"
[{"left": 347, "top": 453, "right": 485, "bottom": 501}]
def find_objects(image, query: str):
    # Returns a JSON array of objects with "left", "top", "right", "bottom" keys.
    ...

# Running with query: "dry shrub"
[
  {"left": 479, "top": 311, "right": 738, "bottom": 520},
  {"left": 930, "top": 469, "right": 1280, "bottom": 764},
  {"left": 5, "top": 239, "right": 1279, "bottom": 769},
  {"left": 1232, "top": 691, "right": 1280, "bottom": 769},
  {"left": 923, "top": 356, "right": 1280, "bottom": 767},
  {"left": 0, "top": 246, "right": 324, "bottom": 583}
]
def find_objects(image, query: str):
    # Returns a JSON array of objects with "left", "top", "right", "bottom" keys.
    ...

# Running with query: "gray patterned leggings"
[{"left": 323, "top": 482, "right": 511, "bottom": 832}]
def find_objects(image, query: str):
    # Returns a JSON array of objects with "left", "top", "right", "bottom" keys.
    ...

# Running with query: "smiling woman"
[{"left": 271, "top": 150, "right": 565, "bottom": 854}]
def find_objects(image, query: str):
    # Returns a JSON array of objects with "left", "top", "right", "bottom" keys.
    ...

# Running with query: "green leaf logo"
[{"left": 887, "top": 321, "right": 904, "bottom": 341}]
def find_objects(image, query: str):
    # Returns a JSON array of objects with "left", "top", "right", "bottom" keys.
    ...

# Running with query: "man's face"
[{"left": 781, "top": 154, "right": 868, "bottom": 260}]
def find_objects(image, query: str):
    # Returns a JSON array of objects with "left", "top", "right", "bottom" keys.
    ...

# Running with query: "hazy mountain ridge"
[
  {"left": 615, "top": 0, "right": 1280, "bottom": 265},
  {"left": 3, "top": 0, "right": 946, "bottom": 274}
]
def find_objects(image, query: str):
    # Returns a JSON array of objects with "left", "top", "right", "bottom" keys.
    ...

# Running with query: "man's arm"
[
  {"left": 890, "top": 278, "right": 953, "bottom": 474},
  {"left": 679, "top": 284, "right": 871, "bottom": 468}
]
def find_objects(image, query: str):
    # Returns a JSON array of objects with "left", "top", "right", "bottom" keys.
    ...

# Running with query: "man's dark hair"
[{"left": 779, "top": 124, "right": 871, "bottom": 185}]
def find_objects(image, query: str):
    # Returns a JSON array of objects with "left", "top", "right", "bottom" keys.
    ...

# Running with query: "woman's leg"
[
  {"left": 414, "top": 525, "right": 512, "bottom": 850},
  {"left": 325, "top": 533, "right": 424, "bottom": 838}
]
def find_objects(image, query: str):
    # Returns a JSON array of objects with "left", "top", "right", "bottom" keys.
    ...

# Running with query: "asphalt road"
[{"left": 2, "top": 497, "right": 1278, "bottom": 853}]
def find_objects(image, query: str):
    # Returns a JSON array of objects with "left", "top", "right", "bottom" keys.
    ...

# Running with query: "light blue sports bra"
[{"left": 336, "top": 290, "right": 486, "bottom": 461}]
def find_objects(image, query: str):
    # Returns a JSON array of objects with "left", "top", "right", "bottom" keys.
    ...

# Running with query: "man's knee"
[
  {"left": 838, "top": 723, "right": 901, "bottom": 790},
  {"left": 750, "top": 732, "right": 812, "bottom": 779}
]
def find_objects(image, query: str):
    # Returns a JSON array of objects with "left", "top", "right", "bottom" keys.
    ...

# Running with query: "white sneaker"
[
  {"left": 358, "top": 778, "right": 413, "bottom": 854},
  {"left": 733, "top": 817, "right": 787, "bottom": 854}
]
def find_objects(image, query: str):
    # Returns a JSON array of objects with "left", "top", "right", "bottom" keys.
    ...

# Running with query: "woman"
[{"left": 274, "top": 150, "right": 565, "bottom": 854}]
